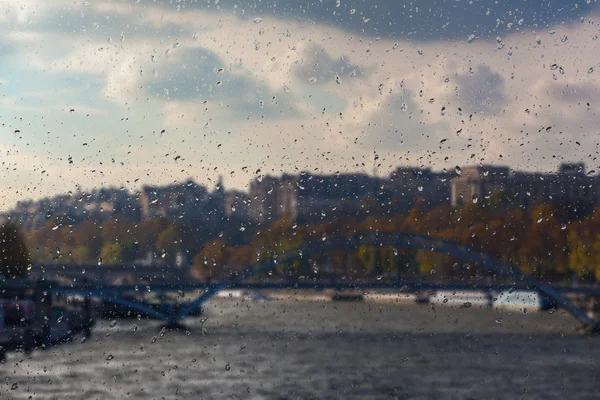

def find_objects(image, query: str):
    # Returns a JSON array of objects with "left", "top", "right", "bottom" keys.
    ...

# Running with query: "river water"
[{"left": 0, "top": 296, "right": 598, "bottom": 399}]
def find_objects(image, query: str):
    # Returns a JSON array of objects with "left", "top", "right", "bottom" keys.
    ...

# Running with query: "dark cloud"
[
  {"left": 160, "top": 0, "right": 598, "bottom": 41},
  {"left": 147, "top": 48, "right": 301, "bottom": 120},
  {"left": 295, "top": 44, "right": 366, "bottom": 84},
  {"left": 454, "top": 65, "right": 507, "bottom": 115},
  {"left": 15, "top": 1, "right": 596, "bottom": 46}
]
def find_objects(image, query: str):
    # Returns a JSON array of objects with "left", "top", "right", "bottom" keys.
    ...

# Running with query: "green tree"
[
  {"left": 71, "top": 246, "right": 92, "bottom": 264},
  {"left": 99, "top": 243, "right": 123, "bottom": 264},
  {"left": 357, "top": 245, "right": 377, "bottom": 275}
]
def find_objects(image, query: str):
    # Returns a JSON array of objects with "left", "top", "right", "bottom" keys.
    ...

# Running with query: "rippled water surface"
[{"left": 1, "top": 297, "right": 599, "bottom": 399}]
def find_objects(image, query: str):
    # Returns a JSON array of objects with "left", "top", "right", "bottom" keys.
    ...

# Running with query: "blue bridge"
[{"left": 42, "top": 233, "right": 600, "bottom": 332}]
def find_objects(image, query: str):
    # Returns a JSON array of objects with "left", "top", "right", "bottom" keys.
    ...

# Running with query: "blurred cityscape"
[
  {"left": 7, "top": 163, "right": 596, "bottom": 229},
  {"left": 5, "top": 162, "right": 600, "bottom": 283}
]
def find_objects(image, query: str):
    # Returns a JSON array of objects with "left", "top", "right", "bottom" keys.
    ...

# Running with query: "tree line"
[{"left": 18, "top": 194, "right": 600, "bottom": 283}]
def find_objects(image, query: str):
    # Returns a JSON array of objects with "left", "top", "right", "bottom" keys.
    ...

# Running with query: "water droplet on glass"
[
  {"left": 253, "top": 17, "right": 262, "bottom": 24},
  {"left": 417, "top": 185, "right": 423, "bottom": 192},
  {"left": 350, "top": 9, "right": 356, "bottom": 15},
  {"left": 455, "top": 166, "right": 462, "bottom": 175},
  {"left": 309, "top": 77, "right": 317, "bottom": 83},
  {"left": 472, "top": 194, "right": 478, "bottom": 204}
]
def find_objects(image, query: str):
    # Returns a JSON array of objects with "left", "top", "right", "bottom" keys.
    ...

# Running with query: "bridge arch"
[{"left": 175, "top": 232, "right": 597, "bottom": 329}]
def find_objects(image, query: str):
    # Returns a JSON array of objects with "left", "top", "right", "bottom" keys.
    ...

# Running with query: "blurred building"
[
  {"left": 7, "top": 187, "right": 140, "bottom": 230},
  {"left": 389, "top": 167, "right": 453, "bottom": 209},
  {"left": 225, "top": 190, "right": 250, "bottom": 219},
  {"left": 450, "top": 166, "right": 510, "bottom": 206},
  {"left": 139, "top": 180, "right": 209, "bottom": 219},
  {"left": 248, "top": 172, "right": 388, "bottom": 223},
  {"left": 451, "top": 163, "right": 599, "bottom": 207},
  {"left": 248, "top": 176, "right": 283, "bottom": 223}
]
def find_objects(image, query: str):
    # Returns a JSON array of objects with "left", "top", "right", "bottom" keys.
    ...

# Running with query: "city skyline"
[
  {"left": 6, "top": 160, "right": 598, "bottom": 233},
  {"left": 4, "top": 159, "right": 599, "bottom": 214}
]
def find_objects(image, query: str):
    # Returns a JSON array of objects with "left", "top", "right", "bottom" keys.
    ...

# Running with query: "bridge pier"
[
  {"left": 486, "top": 291, "right": 494, "bottom": 308},
  {"left": 161, "top": 304, "right": 188, "bottom": 331},
  {"left": 586, "top": 296, "right": 600, "bottom": 321}
]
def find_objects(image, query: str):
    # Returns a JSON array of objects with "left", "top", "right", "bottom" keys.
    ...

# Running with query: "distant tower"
[
  {"left": 215, "top": 175, "right": 224, "bottom": 193},
  {"left": 214, "top": 175, "right": 226, "bottom": 218}
]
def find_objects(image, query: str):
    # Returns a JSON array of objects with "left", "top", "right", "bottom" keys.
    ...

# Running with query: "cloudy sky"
[{"left": 0, "top": 0, "right": 599, "bottom": 210}]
